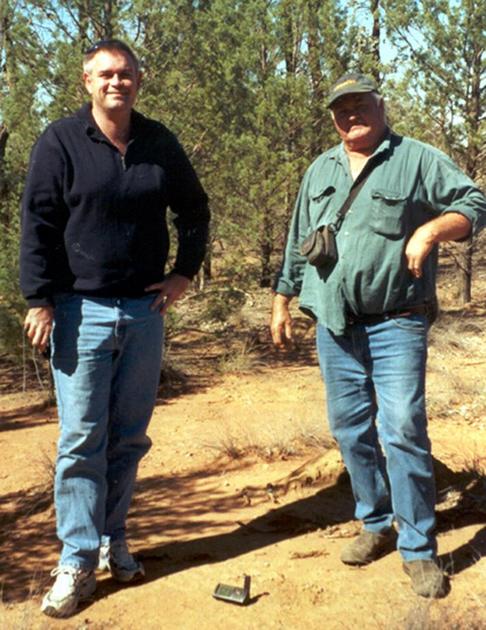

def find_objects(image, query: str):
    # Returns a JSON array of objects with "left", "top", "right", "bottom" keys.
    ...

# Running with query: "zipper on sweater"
[{"left": 121, "top": 137, "right": 134, "bottom": 172}]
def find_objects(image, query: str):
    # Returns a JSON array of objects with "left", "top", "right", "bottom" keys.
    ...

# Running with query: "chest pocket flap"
[
  {"left": 309, "top": 185, "right": 336, "bottom": 226},
  {"left": 371, "top": 189, "right": 408, "bottom": 238}
]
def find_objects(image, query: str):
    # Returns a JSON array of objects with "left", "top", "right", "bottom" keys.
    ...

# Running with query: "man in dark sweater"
[{"left": 20, "top": 39, "right": 209, "bottom": 618}]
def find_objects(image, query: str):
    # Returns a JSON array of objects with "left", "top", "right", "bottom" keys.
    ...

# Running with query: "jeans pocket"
[
  {"left": 391, "top": 314, "right": 428, "bottom": 332},
  {"left": 370, "top": 189, "right": 407, "bottom": 237}
]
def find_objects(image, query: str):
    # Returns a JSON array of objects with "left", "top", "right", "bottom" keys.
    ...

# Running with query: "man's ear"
[
  {"left": 377, "top": 95, "right": 385, "bottom": 115},
  {"left": 83, "top": 71, "right": 93, "bottom": 94},
  {"left": 378, "top": 97, "right": 387, "bottom": 124},
  {"left": 137, "top": 71, "right": 143, "bottom": 91}
]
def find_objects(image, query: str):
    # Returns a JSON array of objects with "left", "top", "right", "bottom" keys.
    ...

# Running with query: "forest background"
[{"left": 0, "top": 0, "right": 485, "bottom": 365}]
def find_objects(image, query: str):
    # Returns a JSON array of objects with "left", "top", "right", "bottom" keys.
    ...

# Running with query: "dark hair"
[{"left": 83, "top": 39, "right": 139, "bottom": 73}]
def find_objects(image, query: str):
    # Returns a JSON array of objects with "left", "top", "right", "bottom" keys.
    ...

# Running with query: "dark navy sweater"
[{"left": 20, "top": 104, "right": 210, "bottom": 307}]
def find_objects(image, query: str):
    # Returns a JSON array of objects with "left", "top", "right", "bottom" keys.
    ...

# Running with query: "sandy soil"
[{"left": 1, "top": 298, "right": 486, "bottom": 629}]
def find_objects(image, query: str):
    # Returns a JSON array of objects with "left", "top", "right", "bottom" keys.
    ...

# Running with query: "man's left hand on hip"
[{"left": 145, "top": 273, "right": 191, "bottom": 315}]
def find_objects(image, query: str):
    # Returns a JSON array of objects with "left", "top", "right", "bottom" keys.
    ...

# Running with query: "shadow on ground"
[
  {"left": 0, "top": 460, "right": 351, "bottom": 603},
  {"left": 0, "top": 405, "right": 56, "bottom": 432},
  {"left": 1, "top": 457, "right": 485, "bottom": 606}
]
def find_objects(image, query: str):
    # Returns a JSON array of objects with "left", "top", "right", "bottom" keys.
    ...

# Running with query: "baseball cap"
[{"left": 327, "top": 73, "right": 379, "bottom": 108}]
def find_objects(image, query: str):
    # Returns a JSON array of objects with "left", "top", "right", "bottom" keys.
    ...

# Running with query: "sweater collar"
[{"left": 75, "top": 102, "right": 145, "bottom": 142}]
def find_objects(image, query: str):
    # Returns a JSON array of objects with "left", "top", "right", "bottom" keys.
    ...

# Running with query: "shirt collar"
[
  {"left": 75, "top": 102, "right": 145, "bottom": 142},
  {"left": 371, "top": 127, "right": 395, "bottom": 158}
]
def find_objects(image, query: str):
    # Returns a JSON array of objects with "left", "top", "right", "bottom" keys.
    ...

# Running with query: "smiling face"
[
  {"left": 330, "top": 92, "right": 387, "bottom": 155},
  {"left": 83, "top": 49, "right": 141, "bottom": 116}
]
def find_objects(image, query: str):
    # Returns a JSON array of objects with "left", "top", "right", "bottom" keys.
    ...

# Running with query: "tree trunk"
[
  {"left": 460, "top": 236, "right": 473, "bottom": 304},
  {"left": 203, "top": 247, "right": 212, "bottom": 281},
  {"left": 259, "top": 207, "right": 273, "bottom": 288},
  {"left": 459, "top": 19, "right": 482, "bottom": 305},
  {"left": 0, "top": 124, "right": 9, "bottom": 196},
  {"left": 103, "top": 1, "right": 114, "bottom": 38},
  {"left": 306, "top": 0, "right": 325, "bottom": 154},
  {"left": 370, "top": 0, "right": 381, "bottom": 83}
]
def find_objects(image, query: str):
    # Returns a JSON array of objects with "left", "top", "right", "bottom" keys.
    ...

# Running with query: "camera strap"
[{"left": 330, "top": 165, "right": 373, "bottom": 233}]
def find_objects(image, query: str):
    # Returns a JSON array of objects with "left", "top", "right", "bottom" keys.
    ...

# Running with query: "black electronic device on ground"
[{"left": 213, "top": 575, "right": 251, "bottom": 605}]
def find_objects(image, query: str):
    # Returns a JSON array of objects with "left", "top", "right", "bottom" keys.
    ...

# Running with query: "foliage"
[
  {"left": 382, "top": 0, "right": 485, "bottom": 301},
  {"left": 0, "top": 0, "right": 484, "bottom": 359}
]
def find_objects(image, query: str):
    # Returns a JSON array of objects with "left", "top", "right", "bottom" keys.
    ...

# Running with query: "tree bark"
[
  {"left": 460, "top": 236, "right": 473, "bottom": 304},
  {"left": 306, "top": 0, "right": 325, "bottom": 154},
  {"left": 370, "top": 0, "right": 381, "bottom": 83},
  {"left": 0, "top": 124, "right": 9, "bottom": 196},
  {"left": 459, "top": 16, "right": 482, "bottom": 305}
]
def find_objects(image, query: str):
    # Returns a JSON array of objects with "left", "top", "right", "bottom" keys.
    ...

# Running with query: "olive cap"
[{"left": 327, "top": 73, "right": 379, "bottom": 107}]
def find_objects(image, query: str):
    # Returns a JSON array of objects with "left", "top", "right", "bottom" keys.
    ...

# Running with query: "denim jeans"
[
  {"left": 51, "top": 294, "right": 164, "bottom": 570},
  {"left": 316, "top": 315, "right": 436, "bottom": 561}
]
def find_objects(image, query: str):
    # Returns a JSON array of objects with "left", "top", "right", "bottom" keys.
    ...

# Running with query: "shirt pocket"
[
  {"left": 370, "top": 189, "right": 408, "bottom": 237},
  {"left": 308, "top": 185, "right": 336, "bottom": 228}
]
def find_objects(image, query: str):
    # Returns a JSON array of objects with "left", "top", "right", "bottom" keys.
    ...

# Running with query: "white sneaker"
[
  {"left": 41, "top": 566, "right": 96, "bottom": 618},
  {"left": 98, "top": 539, "right": 145, "bottom": 582}
]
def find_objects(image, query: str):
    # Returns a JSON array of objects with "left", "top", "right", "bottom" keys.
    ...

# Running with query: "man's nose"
[{"left": 110, "top": 74, "right": 123, "bottom": 84}]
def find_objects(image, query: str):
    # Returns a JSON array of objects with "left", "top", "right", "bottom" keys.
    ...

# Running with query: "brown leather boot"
[
  {"left": 341, "top": 527, "right": 397, "bottom": 565},
  {"left": 403, "top": 560, "right": 449, "bottom": 598}
]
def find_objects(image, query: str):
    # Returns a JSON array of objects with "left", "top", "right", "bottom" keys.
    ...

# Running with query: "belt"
[{"left": 346, "top": 304, "right": 428, "bottom": 326}]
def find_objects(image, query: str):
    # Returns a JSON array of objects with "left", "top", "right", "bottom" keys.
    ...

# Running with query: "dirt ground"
[{"left": 1, "top": 282, "right": 486, "bottom": 629}]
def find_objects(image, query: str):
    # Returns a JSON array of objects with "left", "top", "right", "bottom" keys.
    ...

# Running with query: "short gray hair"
[{"left": 83, "top": 39, "right": 139, "bottom": 74}]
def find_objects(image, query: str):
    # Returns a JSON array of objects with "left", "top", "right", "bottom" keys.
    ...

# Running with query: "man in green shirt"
[{"left": 271, "top": 73, "right": 485, "bottom": 598}]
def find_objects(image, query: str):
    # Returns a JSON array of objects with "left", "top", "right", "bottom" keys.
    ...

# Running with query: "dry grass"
[
  {"left": 397, "top": 599, "right": 486, "bottom": 630},
  {"left": 0, "top": 571, "right": 51, "bottom": 630},
  {"left": 204, "top": 433, "right": 245, "bottom": 460},
  {"left": 216, "top": 336, "right": 266, "bottom": 375},
  {"left": 202, "top": 418, "right": 334, "bottom": 462},
  {"left": 1, "top": 451, "right": 56, "bottom": 532},
  {"left": 429, "top": 315, "right": 485, "bottom": 358},
  {"left": 427, "top": 314, "right": 486, "bottom": 424},
  {"left": 203, "top": 431, "right": 293, "bottom": 461}
]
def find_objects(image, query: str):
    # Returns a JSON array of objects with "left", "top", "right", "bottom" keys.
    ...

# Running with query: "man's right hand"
[
  {"left": 24, "top": 306, "right": 54, "bottom": 353},
  {"left": 270, "top": 293, "right": 293, "bottom": 349}
]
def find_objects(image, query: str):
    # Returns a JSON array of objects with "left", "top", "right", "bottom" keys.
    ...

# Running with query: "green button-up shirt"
[{"left": 275, "top": 131, "right": 486, "bottom": 335}]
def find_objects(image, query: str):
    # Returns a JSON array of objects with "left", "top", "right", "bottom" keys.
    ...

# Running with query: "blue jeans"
[
  {"left": 316, "top": 316, "right": 436, "bottom": 561},
  {"left": 51, "top": 294, "right": 164, "bottom": 570}
]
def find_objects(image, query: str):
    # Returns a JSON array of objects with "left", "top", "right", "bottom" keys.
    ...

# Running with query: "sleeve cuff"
[
  {"left": 170, "top": 268, "right": 195, "bottom": 281},
  {"left": 26, "top": 297, "right": 54, "bottom": 308}
]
